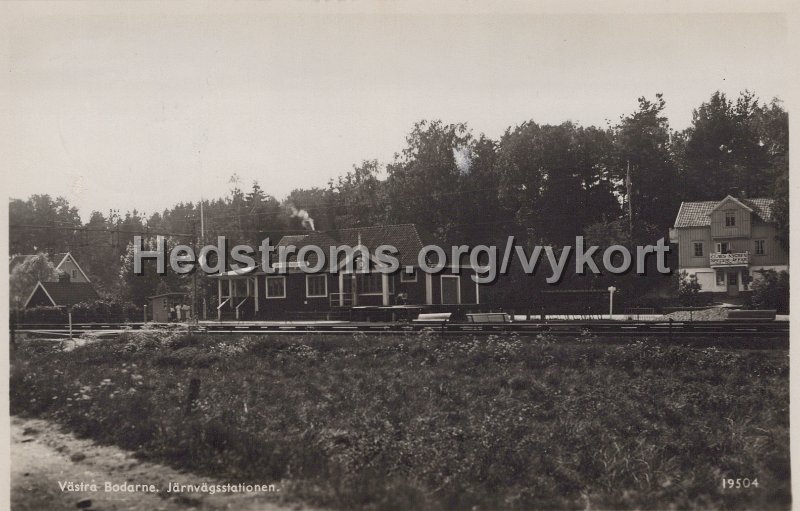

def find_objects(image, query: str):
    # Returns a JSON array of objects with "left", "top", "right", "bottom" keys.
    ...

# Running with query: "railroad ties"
[{"left": 15, "top": 319, "right": 789, "bottom": 341}]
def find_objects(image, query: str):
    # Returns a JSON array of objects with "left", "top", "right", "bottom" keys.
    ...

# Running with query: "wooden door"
[
  {"left": 441, "top": 276, "right": 460, "bottom": 304},
  {"left": 727, "top": 271, "right": 739, "bottom": 296}
]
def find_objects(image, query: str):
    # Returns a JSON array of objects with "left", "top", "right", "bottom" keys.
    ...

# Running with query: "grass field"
[{"left": 10, "top": 330, "right": 790, "bottom": 510}]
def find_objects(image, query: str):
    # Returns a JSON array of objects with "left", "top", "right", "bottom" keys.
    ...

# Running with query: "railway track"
[{"left": 15, "top": 319, "right": 790, "bottom": 339}]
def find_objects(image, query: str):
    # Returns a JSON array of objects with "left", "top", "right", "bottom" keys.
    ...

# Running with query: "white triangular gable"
[
  {"left": 24, "top": 281, "right": 57, "bottom": 308},
  {"left": 336, "top": 247, "right": 390, "bottom": 273},
  {"left": 55, "top": 252, "right": 91, "bottom": 283},
  {"left": 708, "top": 195, "right": 753, "bottom": 215}
]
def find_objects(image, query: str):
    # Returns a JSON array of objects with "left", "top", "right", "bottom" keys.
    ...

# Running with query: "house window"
[
  {"left": 716, "top": 271, "right": 725, "bottom": 286},
  {"left": 725, "top": 211, "right": 736, "bottom": 227},
  {"left": 754, "top": 239, "right": 765, "bottom": 256},
  {"left": 400, "top": 268, "right": 417, "bottom": 282},
  {"left": 357, "top": 273, "right": 393, "bottom": 294},
  {"left": 71, "top": 269, "right": 77, "bottom": 280},
  {"left": 715, "top": 242, "right": 729, "bottom": 254},
  {"left": 265, "top": 276, "right": 286, "bottom": 298},
  {"left": 692, "top": 242, "right": 704, "bottom": 257},
  {"left": 728, "top": 272, "right": 738, "bottom": 286},
  {"left": 306, "top": 274, "right": 327, "bottom": 298},
  {"left": 232, "top": 280, "right": 246, "bottom": 297}
]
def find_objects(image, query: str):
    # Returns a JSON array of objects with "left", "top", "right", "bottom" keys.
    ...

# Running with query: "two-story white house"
[{"left": 670, "top": 195, "right": 788, "bottom": 296}]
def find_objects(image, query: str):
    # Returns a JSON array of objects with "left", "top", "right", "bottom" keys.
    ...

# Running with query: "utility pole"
[
  {"left": 626, "top": 160, "right": 633, "bottom": 236},
  {"left": 200, "top": 199, "right": 205, "bottom": 239},
  {"left": 199, "top": 199, "right": 206, "bottom": 320},
  {"left": 191, "top": 217, "right": 198, "bottom": 325}
]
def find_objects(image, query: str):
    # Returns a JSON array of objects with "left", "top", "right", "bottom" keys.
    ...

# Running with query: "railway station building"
[{"left": 210, "top": 224, "right": 481, "bottom": 320}]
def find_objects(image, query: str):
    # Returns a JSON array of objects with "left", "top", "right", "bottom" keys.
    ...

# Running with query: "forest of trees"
[{"left": 8, "top": 90, "right": 789, "bottom": 307}]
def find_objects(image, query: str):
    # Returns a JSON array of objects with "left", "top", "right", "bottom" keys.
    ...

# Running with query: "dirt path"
[{"left": 11, "top": 416, "right": 316, "bottom": 511}]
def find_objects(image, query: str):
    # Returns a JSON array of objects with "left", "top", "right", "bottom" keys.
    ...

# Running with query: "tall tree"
[
  {"left": 328, "top": 160, "right": 387, "bottom": 229},
  {"left": 385, "top": 120, "right": 474, "bottom": 242},
  {"left": 495, "top": 122, "right": 619, "bottom": 246},
  {"left": 752, "top": 98, "right": 789, "bottom": 250},
  {"left": 676, "top": 91, "right": 784, "bottom": 200},
  {"left": 613, "top": 94, "right": 679, "bottom": 238},
  {"left": 9, "top": 254, "right": 59, "bottom": 308},
  {"left": 118, "top": 236, "right": 185, "bottom": 305}
]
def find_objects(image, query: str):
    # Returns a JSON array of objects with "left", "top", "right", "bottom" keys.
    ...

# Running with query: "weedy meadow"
[{"left": 10, "top": 329, "right": 789, "bottom": 510}]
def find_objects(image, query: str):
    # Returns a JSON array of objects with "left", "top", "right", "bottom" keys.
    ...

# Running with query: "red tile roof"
[{"left": 674, "top": 197, "right": 775, "bottom": 228}]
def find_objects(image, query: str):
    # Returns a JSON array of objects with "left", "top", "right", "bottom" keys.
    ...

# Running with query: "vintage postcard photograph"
[{"left": 1, "top": 2, "right": 794, "bottom": 510}]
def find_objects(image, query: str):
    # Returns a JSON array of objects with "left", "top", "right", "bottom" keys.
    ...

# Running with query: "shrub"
[
  {"left": 68, "top": 299, "right": 144, "bottom": 323},
  {"left": 750, "top": 269, "right": 789, "bottom": 313},
  {"left": 675, "top": 270, "right": 705, "bottom": 306},
  {"left": 21, "top": 306, "right": 67, "bottom": 324}
]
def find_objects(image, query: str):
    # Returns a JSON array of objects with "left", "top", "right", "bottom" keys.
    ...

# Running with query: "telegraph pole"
[
  {"left": 191, "top": 216, "right": 199, "bottom": 325},
  {"left": 626, "top": 160, "right": 633, "bottom": 236},
  {"left": 199, "top": 199, "right": 206, "bottom": 320}
]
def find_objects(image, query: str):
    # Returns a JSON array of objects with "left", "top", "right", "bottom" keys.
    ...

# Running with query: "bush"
[
  {"left": 67, "top": 299, "right": 143, "bottom": 323},
  {"left": 675, "top": 270, "right": 706, "bottom": 306},
  {"left": 750, "top": 270, "right": 790, "bottom": 313},
  {"left": 21, "top": 306, "right": 67, "bottom": 324}
]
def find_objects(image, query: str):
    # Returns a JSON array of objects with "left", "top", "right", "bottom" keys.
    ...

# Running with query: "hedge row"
[{"left": 15, "top": 300, "right": 144, "bottom": 324}]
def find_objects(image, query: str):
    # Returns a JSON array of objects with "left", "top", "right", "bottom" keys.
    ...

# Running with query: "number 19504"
[{"left": 722, "top": 478, "right": 758, "bottom": 489}]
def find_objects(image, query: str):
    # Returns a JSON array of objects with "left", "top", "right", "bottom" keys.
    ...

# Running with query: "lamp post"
[{"left": 608, "top": 286, "right": 616, "bottom": 320}]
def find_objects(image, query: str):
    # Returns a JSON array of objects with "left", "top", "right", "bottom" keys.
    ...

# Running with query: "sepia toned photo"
[{"left": 2, "top": 2, "right": 792, "bottom": 510}]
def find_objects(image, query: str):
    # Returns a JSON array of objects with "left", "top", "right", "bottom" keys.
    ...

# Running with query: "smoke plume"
[
  {"left": 290, "top": 205, "right": 315, "bottom": 231},
  {"left": 453, "top": 146, "right": 472, "bottom": 175}
]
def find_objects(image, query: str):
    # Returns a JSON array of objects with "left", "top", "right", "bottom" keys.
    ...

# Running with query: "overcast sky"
[{"left": 1, "top": 2, "right": 790, "bottom": 221}]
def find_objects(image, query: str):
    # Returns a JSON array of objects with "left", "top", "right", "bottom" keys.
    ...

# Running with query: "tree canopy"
[{"left": 9, "top": 90, "right": 788, "bottom": 304}]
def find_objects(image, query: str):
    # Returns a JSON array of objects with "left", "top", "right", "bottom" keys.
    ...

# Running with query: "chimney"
[{"left": 727, "top": 187, "right": 747, "bottom": 199}]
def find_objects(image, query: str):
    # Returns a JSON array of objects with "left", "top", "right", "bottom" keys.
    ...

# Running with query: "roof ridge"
[
  {"left": 327, "top": 223, "right": 418, "bottom": 233},
  {"left": 675, "top": 196, "right": 776, "bottom": 228}
]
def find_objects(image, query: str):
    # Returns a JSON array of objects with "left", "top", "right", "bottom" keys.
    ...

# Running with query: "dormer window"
[{"left": 725, "top": 211, "right": 736, "bottom": 227}]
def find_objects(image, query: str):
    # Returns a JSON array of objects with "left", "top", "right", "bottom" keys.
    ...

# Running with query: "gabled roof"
[
  {"left": 274, "top": 231, "right": 340, "bottom": 271},
  {"left": 55, "top": 252, "right": 92, "bottom": 283},
  {"left": 276, "top": 224, "right": 427, "bottom": 268},
  {"left": 210, "top": 224, "right": 435, "bottom": 277},
  {"left": 674, "top": 197, "right": 775, "bottom": 228},
  {"left": 25, "top": 281, "right": 100, "bottom": 308},
  {"left": 147, "top": 292, "right": 188, "bottom": 299},
  {"left": 709, "top": 195, "right": 753, "bottom": 214}
]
